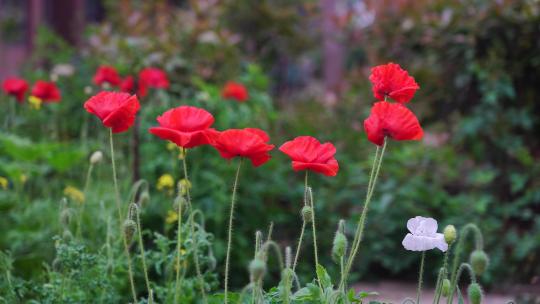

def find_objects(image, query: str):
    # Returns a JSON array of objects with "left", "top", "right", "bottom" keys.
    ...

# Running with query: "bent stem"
[
  {"left": 224, "top": 159, "right": 243, "bottom": 304},
  {"left": 181, "top": 153, "right": 208, "bottom": 303},
  {"left": 416, "top": 252, "right": 426, "bottom": 304},
  {"left": 76, "top": 162, "right": 94, "bottom": 238},
  {"left": 109, "top": 129, "right": 137, "bottom": 303},
  {"left": 292, "top": 174, "right": 310, "bottom": 273},
  {"left": 340, "top": 139, "right": 387, "bottom": 289}
]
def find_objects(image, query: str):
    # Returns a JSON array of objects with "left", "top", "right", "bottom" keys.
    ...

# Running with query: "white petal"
[
  {"left": 417, "top": 218, "right": 438, "bottom": 236},
  {"left": 403, "top": 234, "right": 425, "bottom": 251},
  {"left": 434, "top": 233, "right": 448, "bottom": 252},
  {"left": 407, "top": 216, "right": 425, "bottom": 234}
]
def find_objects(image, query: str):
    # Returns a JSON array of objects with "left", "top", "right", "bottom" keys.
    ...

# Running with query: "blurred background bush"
[{"left": 0, "top": 0, "right": 539, "bottom": 293}]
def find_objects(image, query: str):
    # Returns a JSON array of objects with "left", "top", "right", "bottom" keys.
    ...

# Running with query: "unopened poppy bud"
[
  {"left": 332, "top": 231, "right": 348, "bottom": 261},
  {"left": 90, "top": 151, "right": 103, "bottom": 164},
  {"left": 249, "top": 258, "right": 266, "bottom": 281},
  {"left": 139, "top": 191, "right": 150, "bottom": 205},
  {"left": 470, "top": 250, "right": 489, "bottom": 276},
  {"left": 173, "top": 196, "right": 187, "bottom": 212},
  {"left": 441, "top": 279, "right": 451, "bottom": 297},
  {"left": 443, "top": 225, "right": 457, "bottom": 244},
  {"left": 62, "top": 230, "right": 73, "bottom": 242},
  {"left": 467, "top": 283, "right": 483, "bottom": 304},
  {"left": 301, "top": 206, "right": 313, "bottom": 223},
  {"left": 60, "top": 208, "right": 73, "bottom": 226},
  {"left": 123, "top": 219, "right": 137, "bottom": 242}
]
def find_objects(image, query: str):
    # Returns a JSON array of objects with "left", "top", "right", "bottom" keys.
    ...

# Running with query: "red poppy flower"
[
  {"left": 369, "top": 63, "right": 419, "bottom": 103},
  {"left": 222, "top": 81, "right": 248, "bottom": 102},
  {"left": 31, "top": 81, "right": 61, "bottom": 102},
  {"left": 120, "top": 76, "right": 135, "bottom": 94},
  {"left": 149, "top": 106, "right": 219, "bottom": 148},
  {"left": 138, "top": 68, "right": 169, "bottom": 98},
  {"left": 363, "top": 101, "right": 423, "bottom": 146},
  {"left": 2, "top": 77, "right": 28, "bottom": 102},
  {"left": 93, "top": 65, "right": 122, "bottom": 87},
  {"left": 213, "top": 128, "right": 274, "bottom": 167},
  {"left": 279, "top": 136, "right": 339, "bottom": 176},
  {"left": 84, "top": 91, "right": 140, "bottom": 133}
]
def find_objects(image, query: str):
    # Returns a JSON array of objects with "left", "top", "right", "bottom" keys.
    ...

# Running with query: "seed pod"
[
  {"left": 123, "top": 219, "right": 137, "bottom": 242},
  {"left": 90, "top": 151, "right": 103, "bottom": 164},
  {"left": 467, "top": 283, "right": 483, "bottom": 304},
  {"left": 248, "top": 258, "right": 266, "bottom": 282},
  {"left": 443, "top": 225, "right": 457, "bottom": 244},
  {"left": 441, "top": 279, "right": 451, "bottom": 297},
  {"left": 301, "top": 206, "right": 313, "bottom": 223},
  {"left": 470, "top": 250, "right": 489, "bottom": 276}
]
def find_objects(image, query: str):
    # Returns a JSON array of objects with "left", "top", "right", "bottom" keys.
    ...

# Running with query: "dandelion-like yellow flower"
[
  {"left": 63, "top": 186, "right": 85, "bottom": 204},
  {"left": 157, "top": 174, "right": 175, "bottom": 192},
  {"left": 166, "top": 210, "right": 178, "bottom": 224},
  {"left": 178, "top": 178, "right": 191, "bottom": 195},
  {"left": 0, "top": 177, "right": 8, "bottom": 190},
  {"left": 28, "top": 96, "right": 43, "bottom": 110}
]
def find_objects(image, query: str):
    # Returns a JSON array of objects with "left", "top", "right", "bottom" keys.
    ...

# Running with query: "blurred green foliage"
[{"left": 1, "top": 2, "right": 539, "bottom": 301}]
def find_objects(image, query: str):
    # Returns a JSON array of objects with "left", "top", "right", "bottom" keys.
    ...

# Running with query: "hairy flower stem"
[
  {"left": 306, "top": 172, "right": 323, "bottom": 290},
  {"left": 173, "top": 190, "right": 184, "bottom": 304},
  {"left": 292, "top": 221, "right": 306, "bottom": 273},
  {"left": 181, "top": 154, "right": 208, "bottom": 303},
  {"left": 433, "top": 245, "right": 451, "bottom": 304},
  {"left": 340, "top": 139, "right": 387, "bottom": 290},
  {"left": 135, "top": 206, "right": 152, "bottom": 300},
  {"left": 109, "top": 129, "right": 137, "bottom": 303},
  {"left": 416, "top": 252, "right": 426, "bottom": 304},
  {"left": 447, "top": 224, "right": 483, "bottom": 304},
  {"left": 76, "top": 163, "right": 94, "bottom": 238},
  {"left": 224, "top": 159, "right": 243, "bottom": 304}
]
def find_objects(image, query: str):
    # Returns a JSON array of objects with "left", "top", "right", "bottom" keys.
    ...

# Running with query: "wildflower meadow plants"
[{"left": 0, "top": 62, "right": 492, "bottom": 303}]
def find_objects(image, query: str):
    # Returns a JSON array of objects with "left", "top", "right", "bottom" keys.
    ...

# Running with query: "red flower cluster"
[
  {"left": 369, "top": 63, "right": 419, "bottom": 104},
  {"left": 31, "top": 81, "right": 61, "bottom": 102},
  {"left": 93, "top": 66, "right": 122, "bottom": 87},
  {"left": 213, "top": 128, "right": 274, "bottom": 167},
  {"left": 84, "top": 91, "right": 140, "bottom": 133},
  {"left": 364, "top": 63, "right": 423, "bottom": 146},
  {"left": 280, "top": 136, "right": 339, "bottom": 176},
  {"left": 120, "top": 76, "right": 135, "bottom": 94},
  {"left": 222, "top": 81, "right": 248, "bottom": 102},
  {"left": 138, "top": 68, "right": 170, "bottom": 98},
  {"left": 149, "top": 106, "right": 218, "bottom": 148},
  {"left": 2, "top": 77, "right": 28, "bottom": 102}
]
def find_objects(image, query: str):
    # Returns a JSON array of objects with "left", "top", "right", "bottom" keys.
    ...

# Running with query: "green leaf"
[{"left": 316, "top": 264, "right": 333, "bottom": 289}]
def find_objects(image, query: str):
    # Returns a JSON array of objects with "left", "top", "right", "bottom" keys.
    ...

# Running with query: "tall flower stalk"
[
  {"left": 109, "top": 130, "right": 137, "bottom": 302},
  {"left": 224, "top": 159, "right": 243, "bottom": 304}
]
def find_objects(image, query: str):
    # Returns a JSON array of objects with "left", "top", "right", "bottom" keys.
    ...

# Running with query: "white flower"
[{"left": 402, "top": 216, "right": 448, "bottom": 252}]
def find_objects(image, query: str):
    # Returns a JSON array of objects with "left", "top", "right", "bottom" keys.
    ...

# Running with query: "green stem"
[
  {"left": 340, "top": 139, "right": 387, "bottom": 289},
  {"left": 174, "top": 189, "right": 184, "bottom": 303},
  {"left": 181, "top": 154, "right": 208, "bottom": 303},
  {"left": 76, "top": 163, "right": 94, "bottom": 238},
  {"left": 433, "top": 244, "right": 451, "bottom": 304},
  {"left": 224, "top": 159, "right": 243, "bottom": 304},
  {"left": 292, "top": 221, "right": 306, "bottom": 273},
  {"left": 109, "top": 129, "right": 137, "bottom": 303},
  {"left": 306, "top": 172, "right": 322, "bottom": 290},
  {"left": 448, "top": 263, "right": 476, "bottom": 304},
  {"left": 416, "top": 252, "right": 426, "bottom": 304},
  {"left": 135, "top": 205, "right": 152, "bottom": 299}
]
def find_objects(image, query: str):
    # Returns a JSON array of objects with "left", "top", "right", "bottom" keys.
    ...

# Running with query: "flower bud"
[
  {"left": 60, "top": 208, "right": 73, "bottom": 226},
  {"left": 470, "top": 250, "right": 489, "bottom": 276},
  {"left": 139, "top": 191, "right": 150, "bottom": 205},
  {"left": 332, "top": 231, "right": 348, "bottom": 261},
  {"left": 301, "top": 206, "right": 313, "bottom": 223},
  {"left": 443, "top": 225, "right": 457, "bottom": 244},
  {"left": 173, "top": 196, "right": 187, "bottom": 213},
  {"left": 123, "top": 219, "right": 137, "bottom": 242},
  {"left": 248, "top": 258, "right": 266, "bottom": 281},
  {"left": 441, "top": 278, "right": 451, "bottom": 297},
  {"left": 90, "top": 151, "right": 103, "bottom": 164},
  {"left": 467, "top": 283, "right": 483, "bottom": 304}
]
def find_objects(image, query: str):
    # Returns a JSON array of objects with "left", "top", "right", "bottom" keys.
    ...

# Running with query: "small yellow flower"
[
  {"left": 28, "top": 96, "right": 43, "bottom": 110},
  {"left": 178, "top": 179, "right": 191, "bottom": 195},
  {"left": 63, "top": 186, "right": 85, "bottom": 204},
  {"left": 166, "top": 210, "right": 178, "bottom": 224},
  {"left": 157, "top": 174, "right": 175, "bottom": 193},
  {"left": 0, "top": 177, "right": 8, "bottom": 190}
]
